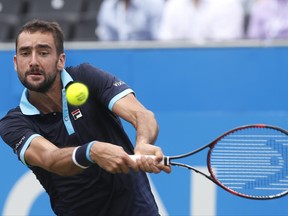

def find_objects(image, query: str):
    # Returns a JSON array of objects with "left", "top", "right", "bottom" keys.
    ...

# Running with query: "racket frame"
[{"left": 166, "top": 124, "right": 288, "bottom": 200}]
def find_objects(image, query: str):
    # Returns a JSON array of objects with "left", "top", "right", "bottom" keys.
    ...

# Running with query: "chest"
[{"left": 31, "top": 102, "right": 120, "bottom": 147}]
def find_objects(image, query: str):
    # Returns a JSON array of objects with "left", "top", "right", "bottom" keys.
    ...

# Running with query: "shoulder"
[
  {"left": 0, "top": 106, "right": 30, "bottom": 125},
  {"left": 0, "top": 107, "right": 27, "bottom": 135},
  {"left": 66, "top": 63, "right": 101, "bottom": 73},
  {"left": 1, "top": 107, "right": 22, "bottom": 120},
  {"left": 65, "top": 63, "right": 119, "bottom": 91},
  {"left": 65, "top": 63, "right": 106, "bottom": 80}
]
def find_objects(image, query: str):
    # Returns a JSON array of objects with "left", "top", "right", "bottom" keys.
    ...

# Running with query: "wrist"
[
  {"left": 72, "top": 141, "right": 96, "bottom": 169},
  {"left": 86, "top": 141, "right": 96, "bottom": 163}
]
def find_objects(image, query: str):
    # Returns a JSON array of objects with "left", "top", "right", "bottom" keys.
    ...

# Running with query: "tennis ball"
[{"left": 66, "top": 82, "right": 89, "bottom": 106}]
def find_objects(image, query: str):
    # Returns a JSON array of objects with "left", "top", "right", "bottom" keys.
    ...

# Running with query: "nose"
[{"left": 29, "top": 52, "right": 39, "bottom": 67}]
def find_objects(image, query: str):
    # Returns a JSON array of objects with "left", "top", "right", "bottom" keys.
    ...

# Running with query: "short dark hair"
[{"left": 16, "top": 19, "right": 64, "bottom": 55}]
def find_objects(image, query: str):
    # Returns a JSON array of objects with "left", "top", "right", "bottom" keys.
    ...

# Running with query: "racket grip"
[{"left": 129, "top": 155, "right": 168, "bottom": 165}]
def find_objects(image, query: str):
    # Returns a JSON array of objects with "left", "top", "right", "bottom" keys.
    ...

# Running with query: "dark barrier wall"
[{"left": 1, "top": 42, "right": 288, "bottom": 215}]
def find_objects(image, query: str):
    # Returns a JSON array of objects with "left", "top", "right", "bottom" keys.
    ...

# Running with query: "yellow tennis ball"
[{"left": 66, "top": 82, "right": 89, "bottom": 106}]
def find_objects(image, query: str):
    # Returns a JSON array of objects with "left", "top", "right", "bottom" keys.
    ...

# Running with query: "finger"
[
  {"left": 110, "top": 155, "right": 132, "bottom": 174},
  {"left": 126, "top": 155, "right": 139, "bottom": 172},
  {"left": 150, "top": 164, "right": 161, "bottom": 174},
  {"left": 144, "top": 156, "right": 161, "bottom": 173},
  {"left": 152, "top": 149, "right": 164, "bottom": 164},
  {"left": 134, "top": 155, "right": 151, "bottom": 172},
  {"left": 145, "top": 157, "right": 155, "bottom": 173},
  {"left": 157, "top": 163, "right": 172, "bottom": 174}
]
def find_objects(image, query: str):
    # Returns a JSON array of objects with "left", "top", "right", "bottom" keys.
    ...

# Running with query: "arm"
[
  {"left": 25, "top": 135, "right": 139, "bottom": 175},
  {"left": 111, "top": 93, "right": 171, "bottom": 173},
  {"left": 24, "top": 136, "right": 83, "bottom": 176},
  {"left": 24, "top": 93, "right": 170, "bottom": 175},
  {"left": 113, "top": 93, "right": 159, "bottom": 146}
]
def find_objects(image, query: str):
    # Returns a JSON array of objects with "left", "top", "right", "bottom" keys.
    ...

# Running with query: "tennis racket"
[{"left": 130, "top": 124, "right": 288, "bottom": 200}]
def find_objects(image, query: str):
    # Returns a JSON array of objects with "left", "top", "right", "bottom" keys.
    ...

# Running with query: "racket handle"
[{"left": 129, "top": 155, "right": 169, "bottom": 165}]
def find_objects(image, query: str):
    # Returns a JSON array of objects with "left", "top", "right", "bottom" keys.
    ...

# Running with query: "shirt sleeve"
[
  {"left": 0, "top": 108, "right": 41, "bottom": 166},
  {"left": 68, "top": 63, "right": 134, "bottom": 111}
]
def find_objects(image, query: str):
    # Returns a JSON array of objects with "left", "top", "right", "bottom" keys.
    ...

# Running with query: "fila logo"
[{"left": 71, "top": 109, "right": 83, "bottom": 120}]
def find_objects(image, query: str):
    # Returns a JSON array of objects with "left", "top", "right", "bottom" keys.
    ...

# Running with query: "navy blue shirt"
[{"left": 0, "top": 63, "right": 159, "bottom": 216}]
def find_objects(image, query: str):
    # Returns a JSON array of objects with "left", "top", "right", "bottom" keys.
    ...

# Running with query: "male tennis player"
[{"left": 0, "top": 19, "right": 170, "bottom": 215}]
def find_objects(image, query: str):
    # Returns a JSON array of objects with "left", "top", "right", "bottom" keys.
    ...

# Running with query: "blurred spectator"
[
  {"left": 158, "top": 0, "right": 245, "bottom": 42},
  {"left": 247, "top": 0, "right": 288, "bottom": 39},
  {"left": 96, "top": 0, "right": 165, "bottom": 41}
]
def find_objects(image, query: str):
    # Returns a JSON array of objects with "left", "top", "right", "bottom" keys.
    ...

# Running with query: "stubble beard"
[{"left": 19, "top": 67, "right": 59, "bottom": 93}]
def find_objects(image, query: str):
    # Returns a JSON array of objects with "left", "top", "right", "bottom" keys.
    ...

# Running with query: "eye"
[
  {"left": 39, "top": 51, "right": 49, "bottom": 56},
  {"left": 19, "top": 50, "right": 30, "bottom": 57}
]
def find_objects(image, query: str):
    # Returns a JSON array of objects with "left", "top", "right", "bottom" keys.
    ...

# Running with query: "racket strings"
[{"left": 209, "top": 127, "right": 288, "bottom": 198}]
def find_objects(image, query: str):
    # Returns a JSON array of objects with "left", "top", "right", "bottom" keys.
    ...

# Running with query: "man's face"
[{"left": 14, "top": 31, "right": 65, "bottom": 93}]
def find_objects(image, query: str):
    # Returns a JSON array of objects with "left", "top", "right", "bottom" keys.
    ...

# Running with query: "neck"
[{"left": 28, "top": 82, "right": 63, "bottom": 114}]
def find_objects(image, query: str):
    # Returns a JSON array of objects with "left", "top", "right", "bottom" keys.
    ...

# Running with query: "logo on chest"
[{"left": 71, "top": 109, "right": 83, "bottom": 120}]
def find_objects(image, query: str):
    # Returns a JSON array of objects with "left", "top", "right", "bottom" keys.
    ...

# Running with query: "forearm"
[
  {"left": 134, "top": 109, "right": 159, "bottom": 146},
  {"left": 25, "top": 137, "right": 85, "bottom": 176},
  {"left": 111, "top": 93, "right": 160, "bottom": 153},
  {"left": 47, "top": 147, "right": 84, "bottom": 176},
  {"left": 26, "top": 146, "right": 84, "bottom": 176}
]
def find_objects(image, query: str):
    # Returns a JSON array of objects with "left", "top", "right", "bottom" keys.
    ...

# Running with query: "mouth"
[
  {"left": 26, "top": 69, "right": 44, "bottom": 80},
  {"left": 28, "top": 72, "right": 42, "bottom": 76},
  {"left": 28, "top": 68, "right": 42, "bottom": 74}
]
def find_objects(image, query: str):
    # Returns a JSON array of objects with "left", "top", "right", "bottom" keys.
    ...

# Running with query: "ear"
[
  {"left": 13, "top": 55, "right": 18, "bottom": 72},
  {"left": 57, "top": 53, "right": 66, "bottom": 71}
]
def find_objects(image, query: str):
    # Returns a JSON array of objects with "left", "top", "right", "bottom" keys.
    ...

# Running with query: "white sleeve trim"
[
  {"left": 20, "top": 134, "right": 41, "bottom": 166},
  {"left": 108, "top": 89, "right": 134, "bottom": 111}
]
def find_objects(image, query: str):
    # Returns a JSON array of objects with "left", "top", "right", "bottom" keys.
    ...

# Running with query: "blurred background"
[
  {"left": 1, "top": 0, "right": 288, "bottom": 215},
  {"left": 0, "top": 0, "right": 287, "bottom": 42}
]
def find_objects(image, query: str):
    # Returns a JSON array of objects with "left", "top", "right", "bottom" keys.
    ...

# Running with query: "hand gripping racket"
[{"left": 130, "top": 124, "right": 288, "bottom": 200}]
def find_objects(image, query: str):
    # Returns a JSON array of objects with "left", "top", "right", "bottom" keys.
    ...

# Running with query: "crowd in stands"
[{"left": 0, "top": 0, "right": 287, "bottom": 42}]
